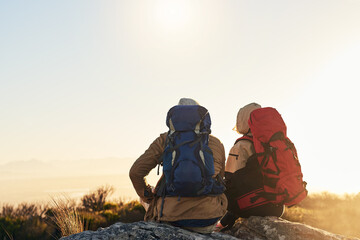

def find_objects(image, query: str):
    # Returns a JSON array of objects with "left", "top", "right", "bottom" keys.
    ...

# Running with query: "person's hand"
[
  {"left": 143, "top": 185, "right": 155, "bottom": 203},
  {"left": 139, "top": 198, "right": 150, "bottom": 211},
  {"left": 213, "top": 221, "right": 225, "bottom": 232}
]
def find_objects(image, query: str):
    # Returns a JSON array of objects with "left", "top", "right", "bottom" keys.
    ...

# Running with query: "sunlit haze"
[{"left": 1, "top": 0, "right": 360, "bottom": 203}]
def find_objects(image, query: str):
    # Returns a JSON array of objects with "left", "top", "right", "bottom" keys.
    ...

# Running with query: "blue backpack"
[{"left": 158, "top": 105, "right": 225, "bottom": 198}]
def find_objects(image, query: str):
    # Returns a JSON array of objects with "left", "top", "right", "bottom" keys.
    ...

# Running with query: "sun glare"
[
  {"left": 287, "top": 43, "right": 360, "bottom": 194},
  {"left": 153, "top": 1, "right": 192, "bottom": 29}
]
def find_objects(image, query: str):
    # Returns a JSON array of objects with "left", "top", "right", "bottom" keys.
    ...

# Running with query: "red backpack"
[{"left": 236, "top": 107, "right": 307, "bottom": 210}]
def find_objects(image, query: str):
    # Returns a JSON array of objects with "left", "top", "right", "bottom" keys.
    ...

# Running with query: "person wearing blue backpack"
[{"left": 129, "top": 98, "right": 227, "bottom": 234}]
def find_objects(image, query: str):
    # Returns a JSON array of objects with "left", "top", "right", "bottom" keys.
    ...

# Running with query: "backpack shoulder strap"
[{"left": 234, "top": 135, "right": 253, "bottom": 145}]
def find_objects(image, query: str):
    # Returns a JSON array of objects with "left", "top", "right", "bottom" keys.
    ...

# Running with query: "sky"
[{"left": 1, "top": 0, "right": 360, "bottom": 195}]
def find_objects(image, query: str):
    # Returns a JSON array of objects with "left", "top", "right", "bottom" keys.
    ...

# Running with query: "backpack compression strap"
[
  {"left": 233, "top": 135, "right": 283, "bottom": 202},
  {"left": 234, "top": 135, "right": 253, "bottom": 145},
  {"left": 228, "top": 136, "right": 253, "bottom": 159}
]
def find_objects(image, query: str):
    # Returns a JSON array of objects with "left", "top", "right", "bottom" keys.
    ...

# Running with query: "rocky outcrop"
[
  {"left": 61, "top": 216, "right": 359, "bottom": 240},
  {"left": 223, "top": 216, "right": 358, "bottom": 240},
  {"left": 60, "top": 221, "right": 237, "bottom": 240}
]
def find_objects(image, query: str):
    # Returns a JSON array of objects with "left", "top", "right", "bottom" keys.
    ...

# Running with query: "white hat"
[
  {"left": 235, "top": 102, "right": 261, "bottom": 134},
  {"left": 178, "top": 98, "right": 199, "bottom": 106}
]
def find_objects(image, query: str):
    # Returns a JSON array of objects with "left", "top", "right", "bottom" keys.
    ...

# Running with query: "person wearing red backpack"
[{"left": 215, "top": 103, "right": 285, "bottom": 231}]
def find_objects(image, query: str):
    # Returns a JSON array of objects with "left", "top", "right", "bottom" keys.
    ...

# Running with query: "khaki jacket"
[
  {"left": 129, "top": 133, "right": 228, "bottom": 222},
  {"left": 225, "top": 138, "right": 255, "bottom": 173}
]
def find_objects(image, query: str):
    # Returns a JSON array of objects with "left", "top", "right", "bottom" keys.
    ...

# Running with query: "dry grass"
[
  {"left": 283, "top": 192, "right": 360, "bottom": 238},
  {"left": 51, "top": 196, "right": 84, "bottom": 237},
  {"left": 0, "top": 223, "right": 14, "bottom": 240}
]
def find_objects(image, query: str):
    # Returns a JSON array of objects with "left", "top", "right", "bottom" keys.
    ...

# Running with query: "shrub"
[
  {"left": 103, "top": 202, "right": 118, "bottom": 210},
  {"left": 81, "top": 185, "right": 115, "bottom": 212},
  {"left": 0, "top": 204, "right": 56, "bottom": 240},
  {"left": 0, "top": 186, "right": 147, "bottom": 239}
]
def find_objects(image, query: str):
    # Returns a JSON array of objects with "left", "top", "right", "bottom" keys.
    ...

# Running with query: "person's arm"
[
  {"left": 224, "top": 140, "right": 255, "bottom": 214},
  {"left": 129, "top": 133, "right": 166, "bottom": 203},
  {"left": 223, "top": 144, "right": 240, "bottom": 211},
  {"left": 225, "top": 140, "right": 253, "bottom": 173},
  {"left": 209, "top": 135, "right": 226, "bottom": 178}
]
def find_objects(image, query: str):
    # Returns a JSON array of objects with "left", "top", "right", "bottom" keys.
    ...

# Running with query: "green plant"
[
  {"left": 103, "top": 202, "right": 118, "bottom": 210},
  {"left": 0, "top": 221, "right": 14, "bottom": 240}
]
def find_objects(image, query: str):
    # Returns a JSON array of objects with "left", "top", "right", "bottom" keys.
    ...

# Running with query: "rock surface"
[
  {"left": 61, "top": 217, "right": 359, "bottom": 240},
  {"left": 61, "top": 221, "right": 237, "bottom": 240},
  {"left": 223, "top": 216, "right": 358, "bottom": 240}
]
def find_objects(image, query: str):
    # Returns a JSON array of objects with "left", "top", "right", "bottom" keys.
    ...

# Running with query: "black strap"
[
  {"left": 188, "top": 135, "right": 204, "bottom": 148},
  {"left": 269, "top": 131, "right": 285, "bottom": 142},
  {"left": 157, "top": 132, "right": 172, "bottom": 173},
  {"left": 284, "top": 138, "right": 300, "bottom": 165},
  {"left": 260, "top": 141, "right": 280, "bottom": 176},
  {"left": 157, "top": 163, "right": 161, "bottom": 175},
  {"left": 157, "top": 132, "right": 200, "bottom": 175},
  {"left": 256, "top": 191, "right": 284, "bottom": 202},
  {"left": 285, "top": 183, "right": 308, "bottom": 207},
  {"left": 196, "top": 181, "right": 207, "bottom": 195},
  {"left": 159, "top": 195, "right": 165, "bottom": 217},
  {"left": 168, "top": 139, "right": 195, "bottom": 152},
  {"left": 156, "top": 177, "right": 166, "bottom": 217},
  {"left": 234, "top": 135, "right": 253, "bottom": 145},
  {"left": 263, "top": 175, "right": 279, "bottom": 188}
]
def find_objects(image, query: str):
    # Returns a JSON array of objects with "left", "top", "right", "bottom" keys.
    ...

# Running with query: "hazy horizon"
[
  {"left": 0, "top": 157, "right": 358, "bottom": 205},
  {"left": 0, "top": 157, "right": 161, "bottom": 204}
]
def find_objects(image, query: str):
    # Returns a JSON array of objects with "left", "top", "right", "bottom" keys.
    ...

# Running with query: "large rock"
[
  {"left": 224, "top": 216, "right": 358, "bottom": 240},
  {"left": 61, "top": 217, "right": 359, "bottom": 240},
  {"left": 60, "top": 221, "right": 237, "bottom": 240}
]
